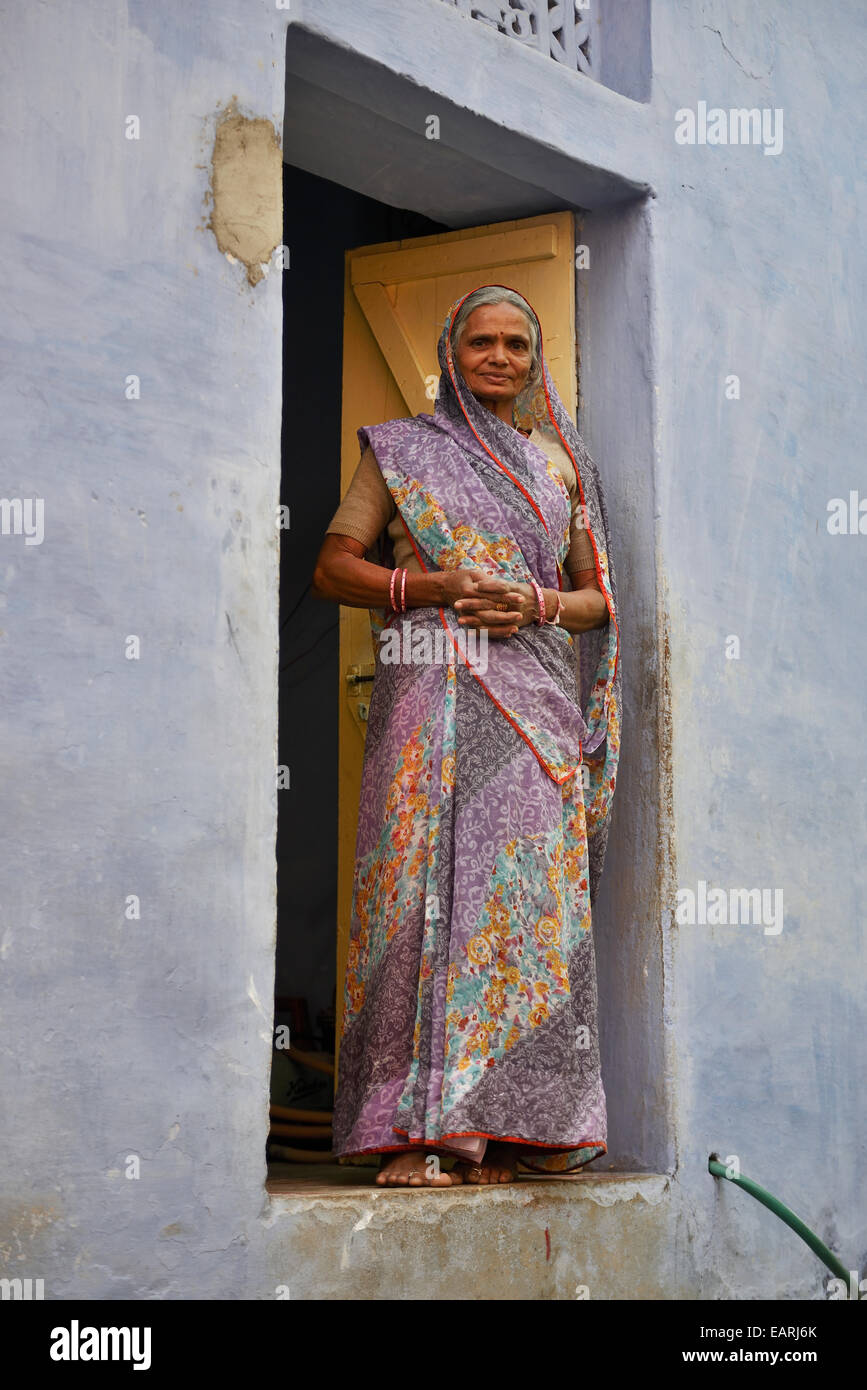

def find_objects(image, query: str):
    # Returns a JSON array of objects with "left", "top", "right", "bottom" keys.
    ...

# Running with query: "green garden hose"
[{"left": 708, "top": 1154, "right": 858, "bottom": 1294}]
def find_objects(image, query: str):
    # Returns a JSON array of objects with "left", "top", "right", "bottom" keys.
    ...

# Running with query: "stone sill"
[
  {"left": 263, "top": 1164, "right": 674, "bottom": 1298},
  {"left": 266, "top": 1162, "right": 670, "bottom": 1207}
]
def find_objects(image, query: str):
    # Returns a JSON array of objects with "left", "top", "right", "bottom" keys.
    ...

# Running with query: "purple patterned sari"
[{"left": 333, "top": 287, "right": 621, "bottom": 1171}]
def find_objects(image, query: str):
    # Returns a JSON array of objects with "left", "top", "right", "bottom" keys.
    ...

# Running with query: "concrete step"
[{"left": 264, "top": 1165, "right": 672, "bottom": 1299}]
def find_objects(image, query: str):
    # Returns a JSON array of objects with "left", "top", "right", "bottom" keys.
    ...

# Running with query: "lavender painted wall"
[{"left": 0, "top": 0, "right": 283, "bottom": 1298}]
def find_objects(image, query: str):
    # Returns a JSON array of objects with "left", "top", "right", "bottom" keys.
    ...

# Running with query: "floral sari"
[{"left": 333, "top": 287, "right": 621, "bottom": 1171}]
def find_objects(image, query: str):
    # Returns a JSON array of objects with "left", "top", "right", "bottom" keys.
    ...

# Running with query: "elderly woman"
[{"left": 312, "top": 285, "right": 620, "bottom": 1186}]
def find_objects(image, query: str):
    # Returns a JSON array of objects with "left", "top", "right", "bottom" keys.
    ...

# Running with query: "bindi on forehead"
[
  {"left": 468, "top": 331, "right": 529, "bottom": 342},
  {"left": 461, "top": 306, "right": 531, "bottom": 346},
  {"left": 464, "top": 323, "right": 530, "bottom": 344}
]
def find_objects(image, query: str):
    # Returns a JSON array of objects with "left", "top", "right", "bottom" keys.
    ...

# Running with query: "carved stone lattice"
[{"left": 441, "top": 1, "right": 595, "bottom": 77}]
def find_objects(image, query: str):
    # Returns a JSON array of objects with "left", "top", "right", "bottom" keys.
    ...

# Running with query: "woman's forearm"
[
  {"left": 312, "top": 536, "right": 446, "bottom": 610},
  {"left": 547, "top": 585, "right": 610, "bottom": 634}
]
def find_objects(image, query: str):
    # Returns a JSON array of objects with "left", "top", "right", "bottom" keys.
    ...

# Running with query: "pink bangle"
[
  {"left": 529, "top": 578, "right": 547, "bottom": 625},
  {"left": 389, "top": 567, "right": 399, "bottom": 612},
  {"left": 400, "top": 568, "right": 408, "bottom": 612}
]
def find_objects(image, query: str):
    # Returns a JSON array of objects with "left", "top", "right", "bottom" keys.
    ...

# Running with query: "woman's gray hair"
[{"left": 449, "top": 287, "right": 543, "bottom": 394}]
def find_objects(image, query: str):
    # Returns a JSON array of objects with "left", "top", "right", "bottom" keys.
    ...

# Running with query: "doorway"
[{"left": 271, "top": 133, "right": 667, "bottom": 1180}]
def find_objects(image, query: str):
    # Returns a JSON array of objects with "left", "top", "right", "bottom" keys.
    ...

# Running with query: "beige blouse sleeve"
[{"left": 325, "top": 445, "right": 396, "bottom": 549}]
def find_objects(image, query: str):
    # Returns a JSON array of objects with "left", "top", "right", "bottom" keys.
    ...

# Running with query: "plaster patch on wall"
[
  {"left": 0, "top": 1200, "right": 60, "bottom": 1263},
  {"left": 208, "top": 100, "right": 282, "bottom": 286}
]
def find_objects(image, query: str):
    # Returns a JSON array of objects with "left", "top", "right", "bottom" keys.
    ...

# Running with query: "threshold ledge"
[{"left": 266, "top": 1162, "right": 670, "bottom": 1202}]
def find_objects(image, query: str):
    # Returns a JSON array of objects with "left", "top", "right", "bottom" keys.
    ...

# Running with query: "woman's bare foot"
[
  {"left": 375, "top": 1151, "right": 456, "bottom": 1187},
  {"left": 456, "top": 1141, "right": 520, "bottom": 1185}
]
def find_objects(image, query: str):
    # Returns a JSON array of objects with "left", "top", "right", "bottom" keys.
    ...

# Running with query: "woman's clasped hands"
[{"left": 443, "top": 568, "right": 540, "bottom": 639}]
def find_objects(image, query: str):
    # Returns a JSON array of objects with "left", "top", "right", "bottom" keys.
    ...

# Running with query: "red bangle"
[
  {"left": 400, "top": 568, "right": 408, "bottom": 612},
  {"left": 389, "top": 567, "right": 399, "bottom": 612},
  {"left": 529, "top": 578, "right": 547, "bottom": 625}
]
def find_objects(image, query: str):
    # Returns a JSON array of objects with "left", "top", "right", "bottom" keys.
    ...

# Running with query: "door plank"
[
  {"left": 350, "top": 224, "right": 558, "bottom": 287},
  {"left": 353, "top": 283, "right": 431, "bottom": 417}
]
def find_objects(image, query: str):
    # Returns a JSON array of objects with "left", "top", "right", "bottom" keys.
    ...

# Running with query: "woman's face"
[{"left": 454, "top": 304, "right": 534, "bottom": 413}]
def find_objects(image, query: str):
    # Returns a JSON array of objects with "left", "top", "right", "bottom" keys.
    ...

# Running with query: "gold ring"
[{"left": 496, "top": 602, "right": 508, "bottom": 612}]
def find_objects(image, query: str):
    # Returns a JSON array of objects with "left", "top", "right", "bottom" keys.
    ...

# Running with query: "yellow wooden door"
[{"left": 335, "top": 211, "right": 578, "bottom": 1072}]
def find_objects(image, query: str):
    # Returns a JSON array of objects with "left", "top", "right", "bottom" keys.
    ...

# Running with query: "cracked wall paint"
[{"left": 208, "top": 101, "right": 282, "bottom": 286}]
